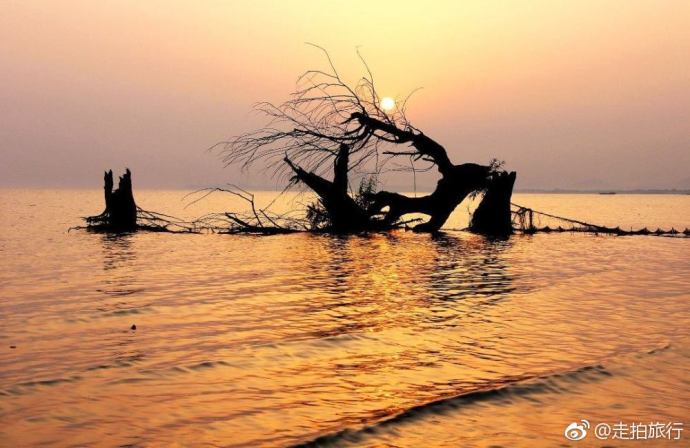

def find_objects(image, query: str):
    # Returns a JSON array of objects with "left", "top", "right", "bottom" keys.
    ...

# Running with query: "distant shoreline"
[
  {"left": 514, "top": 189, "right": 690, "bottom": 195},
  {"left": 1, "top": 187, "right": 689, "bottom": 195}
]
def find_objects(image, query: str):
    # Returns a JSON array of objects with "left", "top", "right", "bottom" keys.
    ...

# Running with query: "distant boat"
[{"left": 599, "top": 191, "right": 617, "bottom": 195}]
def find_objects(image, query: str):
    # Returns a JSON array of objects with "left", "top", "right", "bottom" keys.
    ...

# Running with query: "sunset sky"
[{"left": 1, "top": 1, "right": 689, "bottom": 190}]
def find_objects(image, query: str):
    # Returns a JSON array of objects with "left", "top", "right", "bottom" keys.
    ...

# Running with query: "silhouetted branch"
[
  {"left": 215, "top": 46, "right": 516, "bottom": 233},
  {"left": 215, "top": 45, "right": 419, "bottom": 182},
  {"left": 184, "top": 186, "right": 306, "bottom": 234}
]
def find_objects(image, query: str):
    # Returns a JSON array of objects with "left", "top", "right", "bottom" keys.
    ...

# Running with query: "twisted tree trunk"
[
  {"left": 368, "top": 163, "right": 492, "bottom": 232},
  {"left": 285, "top": 144, "right": 374, "bottom": 232},
  {"left": 349, "top": 113, "right": 501, "bottom": 233},
  {"left": 285, "top": 113, "right": 516, "bottom": 235}
]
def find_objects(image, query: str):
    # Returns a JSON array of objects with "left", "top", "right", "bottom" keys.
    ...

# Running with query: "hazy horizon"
[{"left": 2, "top": 1, "right": 689, "bottom": 191}]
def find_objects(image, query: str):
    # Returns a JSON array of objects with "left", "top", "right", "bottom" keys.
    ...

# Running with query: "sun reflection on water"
[{"left": 0, "top": 190, "right": 689, "bottom": 446}]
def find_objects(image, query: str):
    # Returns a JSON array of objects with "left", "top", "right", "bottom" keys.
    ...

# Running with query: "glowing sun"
[{"left": 380, "top": 97, "right": 396, "bottom": 112}]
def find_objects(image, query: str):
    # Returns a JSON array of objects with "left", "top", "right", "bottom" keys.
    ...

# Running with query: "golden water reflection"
[{"left": 1, "top": 190, "right": 689, "bottom": 447}]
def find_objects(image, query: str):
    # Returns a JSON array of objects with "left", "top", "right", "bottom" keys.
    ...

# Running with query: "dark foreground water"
[{"left": 1, "top": 190, "right": 689, "bottom": 447}]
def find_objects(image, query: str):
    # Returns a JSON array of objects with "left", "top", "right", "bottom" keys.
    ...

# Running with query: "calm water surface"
[{"left": 1, "top": 189, "right": 689, "bottom": 447}]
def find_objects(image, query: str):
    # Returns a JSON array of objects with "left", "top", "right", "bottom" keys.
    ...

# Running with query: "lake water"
[{"left": 1, "top": 189, "right": 689, "bottom": 447}]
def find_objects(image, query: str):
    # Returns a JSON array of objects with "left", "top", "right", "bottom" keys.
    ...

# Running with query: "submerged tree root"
[
  {"left": 77, "top": 176, "right": 419, "bottom": 235},
  {"left": 78, "top": 207, "right": 202, "bottom": 233},
  {"left": 184, "top": 186, "right": 308, "bottom": 234},
  {"left": 76, "top": 171, "right": 687, "bottom": 238},
  {"left": 181, "top": 186, "right": 421, "bottom": 235},
  {"left": 78, "top": 199, "right": 688, "bottom": 238}
]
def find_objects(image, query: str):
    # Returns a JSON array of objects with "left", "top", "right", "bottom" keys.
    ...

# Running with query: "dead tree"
[
  {"left": 217, "top": 46, "right": 515, "bottom": 234},
  {"left": 284, "top": 143, "right": 376, "bottom": 231},
  {"left": 86, "top": 169, "right": 138, "bottom": 231},
  {"left": 84, "top": 169, "right": 202, "bottom": 233},
  {"left": 470, "top": 170, "right": 517, "bottom": 235}
]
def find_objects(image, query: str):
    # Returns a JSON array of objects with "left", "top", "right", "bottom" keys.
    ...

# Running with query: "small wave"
[
  {"left": 85, "top": 356, "right": 144, "bottom": 371},
  {"left": 187, "top": 360, "right": 230, "bottom": 371},
  {"left": 2, "top": 375, "right": 83, "bottom": 395},
  {"left": 646, "top": 343, "right": 671, "bottom": 355},
  {"left": 98, "top": 308, "right": 147, "bottom": 318},
  {"left": 291, "top": 364, "right": 610, "bottom": 448},
  {"left": 96, "top": 288, "right": 146, "bottom": 297},
  {"left": 107, "top": 376, "right": 156, "bottom": 385}
]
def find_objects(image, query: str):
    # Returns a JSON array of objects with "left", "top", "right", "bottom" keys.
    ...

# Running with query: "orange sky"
[{"left": 1, "top": 1, "right": 689, "bottom": 189}]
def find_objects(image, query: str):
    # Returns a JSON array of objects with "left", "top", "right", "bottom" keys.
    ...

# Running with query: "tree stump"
[
  {"left": 470, "top": 171, "right": 516, "bottom": 235},
  {"left": 102, "top": 169, "right": 137, "bottom": 231}
]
